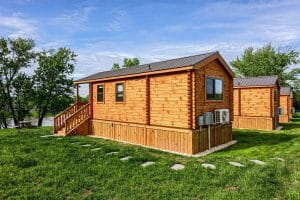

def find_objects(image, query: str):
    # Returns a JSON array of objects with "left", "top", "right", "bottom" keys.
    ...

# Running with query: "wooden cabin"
[
  {"left": 54, "top": 52, "right": 235, "bottom": 155},
  {"left": 233, "top": 76, "right": 280, "bottom": 131},
  {"left": 279, "top": 87, "right": 293, "bottom": 123}
]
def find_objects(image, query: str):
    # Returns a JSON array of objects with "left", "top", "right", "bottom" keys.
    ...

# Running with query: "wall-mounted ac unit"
[
  {"left": 278, "top": 107, "right": 284, "bottom": 115},
  {"left": 215, "top": 109, "right": 230, "bottom": 124},
  {"left": 197, "top": 112, "right": 214, "bottom": 127}
]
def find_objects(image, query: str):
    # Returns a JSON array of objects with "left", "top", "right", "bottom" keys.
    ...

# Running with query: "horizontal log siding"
[
  {"left": 241, "top": 88, "right": 271, "bottom": 117},
  {"left": 92, "top": 77, "right": 147, "bottom": 124},
  {"left": 149, "top": 72, "right": 189, "bottom": 128},
  {"left": 194, "top": 60, "right": 233, "bottom": 127}
]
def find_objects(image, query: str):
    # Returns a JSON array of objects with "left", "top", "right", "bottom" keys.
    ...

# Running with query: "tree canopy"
[
  {"left": 231, "top": 43, "right": 300, "bottom": 88},
  {"left": 112, "top": 57, "right": 140, "bottom": 70},
  {"left": 33, "top": 48, "right": 76, "bottom": 126}
]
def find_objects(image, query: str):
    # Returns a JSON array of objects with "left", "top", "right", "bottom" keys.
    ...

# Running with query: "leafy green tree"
[
  {"left": 33, "top": 48, "right": 76, "bottom": 126},
  {"left": 111, "top": 57, "right": 140, "bottom": 70},
  {"left": 12, "top": 74, "right": 34, "bottom": 122},
  {"left": 123, "top": 57, "right": 139, "bottom": 67},
  {"left": 112, "top": 63, "right": 120, "bottom": 70},
  {"left": 231, "top": 44, "right": 300, "bottom": 86},
  {"left": 0, "top": 37, "right": 35, "bottom": 126}
]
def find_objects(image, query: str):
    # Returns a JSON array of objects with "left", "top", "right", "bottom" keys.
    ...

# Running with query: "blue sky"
[{"left": 0, "top": 0, "right": 300, "bottom": 95}]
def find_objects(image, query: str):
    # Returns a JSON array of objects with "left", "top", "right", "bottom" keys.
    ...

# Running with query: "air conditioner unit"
[
  {"left": 278, "top": 107, "right": 284, "bottom": 115},
  {"left": 204, "top": 112, "right": 214, "bottom": 125},
  {"left": 197, "top": 112, "right": 214, "bottom": 127},
  {"left": 215, "top": 109, "right": 230, "bottom": 124}
]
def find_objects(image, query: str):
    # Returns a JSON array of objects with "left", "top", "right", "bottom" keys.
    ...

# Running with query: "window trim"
[
  {"left": 96, "top": 83, "right": 105, "bottom": 103},
  {"left": 205, "top": 76, "right": 224, "bottom": 101},
  {"left": 115, "top": 82, "right": 125, "bottom": 103}
]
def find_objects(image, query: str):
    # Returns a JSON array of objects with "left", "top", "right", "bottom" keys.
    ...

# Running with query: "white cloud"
[
  {"left": 51, "top": 6, "right": 95, "bottom": 30},
  {"left": 0, "top": 13, "right": 37, "bottom": 38},
  {"left": 105, "top": 10, "right": 130, "bottom": 32}
]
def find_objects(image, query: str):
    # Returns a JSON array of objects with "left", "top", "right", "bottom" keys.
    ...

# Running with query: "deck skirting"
[
  {"left": 88, "top": 119, "right": 232, "bottom": 155},
  {"left": 233, "top": 116, "right": 274, "bottom": 130}
]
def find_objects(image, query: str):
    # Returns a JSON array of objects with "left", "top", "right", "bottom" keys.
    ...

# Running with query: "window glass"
[
  {"left": 206, "top": 77, "right": 223, "bottom": 100},
  {"left": 97, "top": 85, "right": 104, "bottom": 102},
  {"left": 206, "top": 78, "right": 214, "bottom": 100},
  {"left": 116, "top": 83, "right": 124, "bottom": 102}
]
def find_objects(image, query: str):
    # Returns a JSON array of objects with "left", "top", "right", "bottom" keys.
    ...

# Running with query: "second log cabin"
[{"left": 233, "top": 75, "right": 280, "bottom": 131}]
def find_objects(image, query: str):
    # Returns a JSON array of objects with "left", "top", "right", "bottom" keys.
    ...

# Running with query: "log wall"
[{"left": 194, "top": 59, "right": 233, "bottom": 128}]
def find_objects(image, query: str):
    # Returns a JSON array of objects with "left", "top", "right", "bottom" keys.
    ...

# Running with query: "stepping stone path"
[
  {"left": 120, "top": 156, "right": 131, "bottom": 161},
  {"left": 171, "top": 164, "right": 185, "bottom": 171},
  {"left": 271, "top": 157, "right": 285, "bottom": 162},
  {"left": 106, "top": 151, "right": 119, "bottom": 155},
  {"left": 91, "top": 148, "right": 101, "bottom": 151},
  {"left": 202, "top": 163, "right": 216, "bottom": 170},
  {"left": 250, "top": 160, "right": 266, "bottom": 165},
  {"left": 228, "top": 162, "right": 244, "bottom": 167},
  {"left": 81, "top": 144, "right": 91, "bottom": 147},
  {"left": 40, "top": 135, "right": 54, "bottom": 138},
  {"left": 141, "top": 161, "right": 155, "bottom": 168}
]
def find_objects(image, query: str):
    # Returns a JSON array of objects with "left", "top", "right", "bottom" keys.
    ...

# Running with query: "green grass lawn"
[{"left": 1, "top": 114, "right": 300, "bottom": 199}]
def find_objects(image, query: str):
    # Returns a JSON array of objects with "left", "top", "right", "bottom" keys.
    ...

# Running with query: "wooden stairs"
[{"left": 53, "top": 102, "right": 91, "bottom": 136}]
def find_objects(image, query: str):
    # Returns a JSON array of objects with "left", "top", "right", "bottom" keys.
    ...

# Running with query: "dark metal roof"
[
  {"left": 233, "top": 75, "right": 278, "bottom": 87},
  {"left": 280, "top": 87, "right": 291, "bottom": 95},
  {"left": 76, "top": 52, "right": 217, "bottom": 82}
]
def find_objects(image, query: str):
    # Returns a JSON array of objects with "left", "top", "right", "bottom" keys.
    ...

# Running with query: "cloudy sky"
[{"left": 0, "top": 0, "right": 299, "bottom": 95}]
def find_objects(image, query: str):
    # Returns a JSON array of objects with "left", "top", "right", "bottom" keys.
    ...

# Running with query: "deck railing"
[
  {"left": 65, "top": 103, "right": 91, "bottom": 135},
  {"left": 53, "top": 102, "right": 87, "bottom": 133}
]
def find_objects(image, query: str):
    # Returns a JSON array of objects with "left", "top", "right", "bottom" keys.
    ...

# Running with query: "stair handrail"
[
  {"left": 53, "top": 102, "right": 87, "bottom": 133},
  {"left": 65, "top": 103, "right": 91, "bottom": 135}
]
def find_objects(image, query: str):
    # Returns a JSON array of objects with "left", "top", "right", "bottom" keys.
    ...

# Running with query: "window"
[
  {"left": 206, "top": 77, "right": 223, "bottom": 100},
  {"left": 116, "top": 83, "right": 124, "bottom": 102},
  {"left": 97, "top": 84, "right": 104, "bottom": 102}
]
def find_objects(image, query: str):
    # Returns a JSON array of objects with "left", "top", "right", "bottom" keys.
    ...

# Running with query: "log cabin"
[
  {"left": 54, "top": 52, "right": 235, "bottom": 155},
  {"left": 279, "top": 87, "right": 293, "bottom": 123},
  {"left": 232, "top": 76, "right": 280, "bottom": 131}
]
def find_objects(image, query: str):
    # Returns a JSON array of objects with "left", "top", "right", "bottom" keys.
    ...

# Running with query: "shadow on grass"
[{"left": 228, "top": 129, "right": 298, "bottom": 151}]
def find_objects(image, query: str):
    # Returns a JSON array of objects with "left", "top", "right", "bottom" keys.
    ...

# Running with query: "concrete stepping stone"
[
  {"left": 81, "top": 144, "right": 91, "bottom": 147},
  {"left": 106, "top": 151, "right": 119, "bottom": 155},
  {"left": 40, "top": 135, "right": 54, "bottom": 138},
  {"left": 91, "top": 148, "right": 101, "bottom": 151},
  {"left": 271, "top": 157, "right": 285, "bottom": 162},
  {"left": 120, "top": 156, "right": 131, "bottom": 161},
  {"left": 141, "top": 161, "right": 155, "bottom": 168},
  {"left": 250, "top": 160, "right": 266, "bottom": 165},
  {"left": 71, "top": 142, "right": 81, "bottom": 145},
  {"left": 228, "top": 162, "right": 244, "bottom": 167},
  {"left": 171, "top": 164, "right": 185, "bottom": 170},
  {"left": 202, "top": 163, "right": 216, "bottom": 169}
]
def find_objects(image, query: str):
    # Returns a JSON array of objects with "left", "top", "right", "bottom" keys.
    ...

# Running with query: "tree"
[
  {"left": 111, "top": 57, "right": 140, "bottom": 70},
  {"left": 123, "top": 57, "right": 139, "bottom": 67},
  {"left": 0, "top": 38, "right": 35, "bottom": 126},
  {"left": 231, "top": 44, "right": 300, "bottom": 86},
  {"left": 112, "top": 63, "right": 120, "bottom": 70},
  {"left": 33, "top": 48, "right": 76, "bottom": 126}
]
